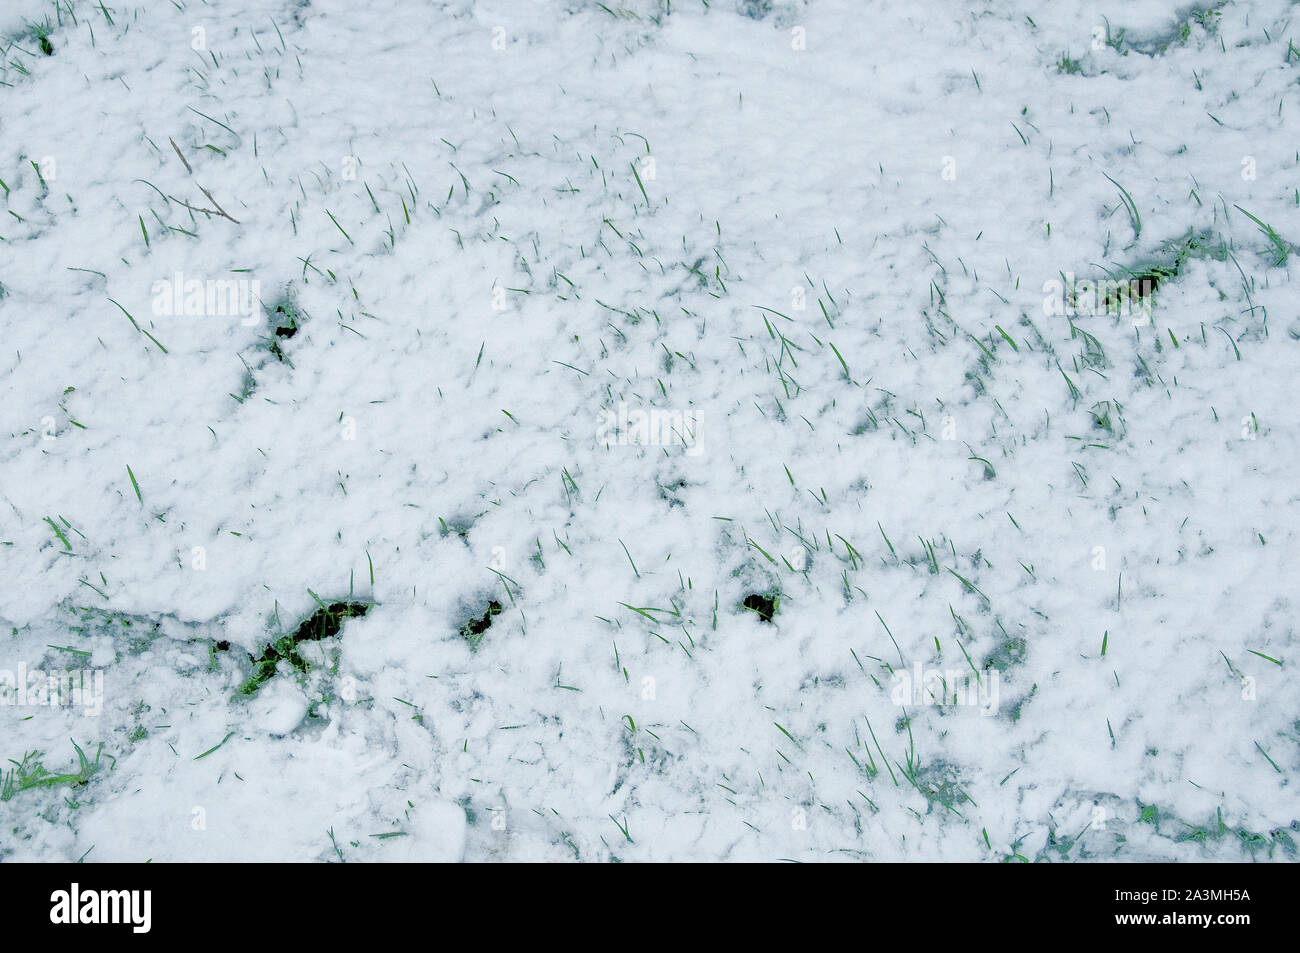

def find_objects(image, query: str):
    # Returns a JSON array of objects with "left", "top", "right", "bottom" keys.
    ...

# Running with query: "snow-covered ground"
[{"left": 1, "top": 0, "right": 1296, "bottom": 862}]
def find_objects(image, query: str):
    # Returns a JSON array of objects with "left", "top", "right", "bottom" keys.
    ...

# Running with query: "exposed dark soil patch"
[
  {"left": 1099, "top": 230, "right": 1226, "bottom": 313},
  {"left": 1102, "top": 268, "right": 1170, "bottom": 311},
  {"left": 460, "top": 600, "right": 502, "bottom": 650},
  {"left": 742, "top": 592, "right": 778, "bottom": 623},
  {"left": 268, "top": 303, "right": 300, "bottom": 362},
  {"left": 241, "top": 601, "right": 368, "bottom": 694},
  {"left": 1132, "top": 272, "right": 1162, "bottom": 299}
]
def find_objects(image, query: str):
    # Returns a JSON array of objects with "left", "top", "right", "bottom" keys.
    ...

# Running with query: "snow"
[{"left": 0, "top": 0, "right": 1296, "bottom": 861}]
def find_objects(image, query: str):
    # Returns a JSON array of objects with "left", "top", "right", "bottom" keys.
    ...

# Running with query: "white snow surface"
[{"left": 0, "top": 0, "right": 1297, "bottom": 861}]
